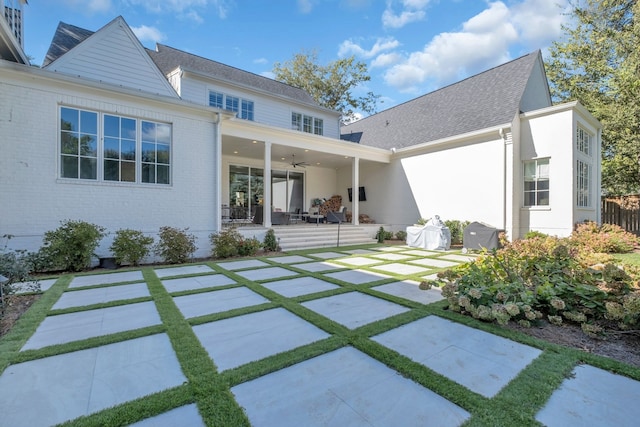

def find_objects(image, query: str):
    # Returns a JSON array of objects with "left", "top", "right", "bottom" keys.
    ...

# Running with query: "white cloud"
[
  {"left": 131, "top": 25, "right": 166, "bottom": 43},
  {"left": 382, "top": 0, "right": 432, "bottom": 29},
  {"left": 338, "top": 37, "right": 400, "bottom": 59},
  {"left": 381, "top": 1, "right": 563, "bottom": 93},
  {"left": 64, "top": 0, "right": 112, "bottom": 14},
  {"left": 126, "top": 0, "right": 231, "bottom": 21},
  {"left": 371, "top": 52, "right": 403, "bottom": 68},
  {"left": 253, "top": 57, "right": 268, "bottom": 65}
]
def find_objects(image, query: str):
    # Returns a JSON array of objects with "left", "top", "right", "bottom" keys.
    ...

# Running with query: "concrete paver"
[
  {"left": 0, "top": 334, "right": 185, "bottom": 427},
  {"left": 439, "top": 254, "right": 478, "bottom": 263},
  {"left": 22, "top": 301, "right": 162, "bottom": 350},
  {"left": 154, "top": 264, "right": 214, "bottom": 278},
  {"left": 173, "top": 287, "right": 268, "bottom": 318},
  {"left": 372, "top": 280, "right": 444, "bottom": 305},
  {"left": 129, "top": 404, "right": 205, "bottom": 427},
  {"left": 372, "top": 316, "right": 542, "bottom": 397},
  {"left": 14, "top": 278, "right": 57, "bottom": 294},
  {"left": 231, "top": 346, "right": 470, "bottom": 426},
  {"left": 308, "top": 251, "right": 347, "bottom": 259},
  {"left": 265, "top": 255, "right": 313, "bottom": 264},
  {"left": 302, "top": 292, "right": 410, "bottom": 329},
  {"left": 373, "top": 246, "right": 406, "bottom": 252},
  {"left": 52, "top": 282, "right": 150, "bottom": 309},
  {"left": 291, "top": 261, "right": 343, "bottom": 272},
  {"left": 371, "top": 262, "right": 431, "bottom": 275},
  {"left": 323, "top": 269, "right": 390, "bottom": 284},
  {"left": 370, "top": 252, "right": 416, "bottom": 261},
  {"left": 217, "top": 259, "right": 270, "bottom": 270},
  {"left": 69, "top": 271, "right": 144, "bottom": 288},
  {"left": 341, "top": 249, "right": 378, "bottom": 255},
  {"left": 161, "top": 274, "right": 236, "bottom": 293},
  {"left": 260, "top": 277, "right": 339, "bottom": 298},
  {"left": 402, "top": 249, "right": 443, "bottom": 256},
  {"left": 536, "top": 364, "right": 640, "bottom": 426},
  {"left": 408, "top": 258, "right": 459, "bottom": 268},
  {"left": 234, "top": 266, "right": 299, "bottom": 281},
  {"left": 194, "top": 308, "right": 330, "bottom": 371},
  {"left": 333, "top": 256, "right": 382, "bottom": 266}
]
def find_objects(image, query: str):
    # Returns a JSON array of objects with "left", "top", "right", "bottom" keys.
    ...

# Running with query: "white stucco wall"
[{"left": 0, "top": 66, "right": 218, "bottom": 260}]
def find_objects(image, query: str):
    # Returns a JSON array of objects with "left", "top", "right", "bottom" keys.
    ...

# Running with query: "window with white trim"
[
  {"left": 291, "top": 112, "right": 324, "bottom": 136},
  {"left": 523, "top": 158, "right": 549, "bottom": 206},
  {"left": 59, "top": 106, "right": 171, "bottom": 185},
  {"left": 577, "top": 127, "right": 592, "bottom": 156},
  {"left": 577, "top": 159, "right": 591, "bottom": 207},
  {"left": 208, "top": 90, "right": 254, "bottom": 121}
]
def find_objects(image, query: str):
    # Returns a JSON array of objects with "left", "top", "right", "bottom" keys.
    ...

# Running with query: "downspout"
[
  {"left": 213, "top": 112, "right": 222, "bottom": 233},
  {"left": 499, "top": 127, "right": 508, "bottom": 238}
]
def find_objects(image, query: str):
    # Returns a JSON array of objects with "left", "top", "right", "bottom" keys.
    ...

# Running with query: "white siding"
[
  {"left": 47, "top": 18, "right": 176, "bottom": 98},
  {"left": 180, "top": 76, "right": 340, "bottom": 138},
  {"left": 0, "top": 69, "right": 217, "bottom": 260}
]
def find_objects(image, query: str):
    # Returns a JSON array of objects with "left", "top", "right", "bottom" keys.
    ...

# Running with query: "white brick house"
[{"left": 0, "top": 11, "right": 602, "bottom": 259}]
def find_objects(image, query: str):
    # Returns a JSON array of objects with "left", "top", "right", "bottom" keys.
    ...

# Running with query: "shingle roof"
[
  {"left": 341, "top": 51, "right": 543, "bottom": 150},
  {"left": 42, "top": 22, "right": 93, "bottom": 67},
  {"left": 147, "top": 44, "right": 322, "bottom": 108}
]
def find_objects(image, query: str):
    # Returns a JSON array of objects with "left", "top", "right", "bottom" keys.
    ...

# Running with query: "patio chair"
[{"left": 326, "top": 206, "right": 346, "bottom": 223}]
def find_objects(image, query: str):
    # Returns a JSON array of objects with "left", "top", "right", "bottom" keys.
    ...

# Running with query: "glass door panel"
[
  {"left": 288, "top": 171, "right": 304, "bottom": 213},
  {"left": 229, "top": 165, "right": 249, "bottom": 219},
  {"left": 271, "top": 170, "right": 288, "bottom": 212}
]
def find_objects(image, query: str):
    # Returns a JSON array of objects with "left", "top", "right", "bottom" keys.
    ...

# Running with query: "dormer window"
[
  {"left": 209, "top": 90, "right": 254, "bottom": 121},
  {"left": 292, "top": 111, "right": 323, "bottom": 136}
]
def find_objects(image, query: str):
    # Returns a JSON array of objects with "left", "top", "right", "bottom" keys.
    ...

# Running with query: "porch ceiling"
[{"left": 223, "top": 135, "right": 364, "bottom": 169}]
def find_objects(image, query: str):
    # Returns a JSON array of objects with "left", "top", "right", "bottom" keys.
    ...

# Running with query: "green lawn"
[{"left": 2, "top": 244, "right": 640, "bottom": 426}]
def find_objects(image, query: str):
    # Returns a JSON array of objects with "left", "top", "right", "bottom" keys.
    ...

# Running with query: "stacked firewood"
[{"left": 319, "top": 195, "right": 342, "bottom": 216}]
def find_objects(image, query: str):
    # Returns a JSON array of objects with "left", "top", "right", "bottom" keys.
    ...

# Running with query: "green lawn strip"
[
  {"left": 12, "top": 324, "right": 165, "bottom": 364},
  {"left": 350, "top": 337, "right": 489, "bottom": 414},
  {"left": 55, "top": 386, "right": 191, "bottom": 427},
  {"left": 142, "top": 268, "right": 251, "bottom": 426},
  {"left": 221, "top": 335, "right": 348, "bottom": 386},
  {"left": 462, "top": 351, "right": 578, "bottom": 427},
  {"left": 0, "top": 275, "right": 71, "bottom": 372},
  {"left": 48, "top": 296, "right": 153, "bottom": 315}
]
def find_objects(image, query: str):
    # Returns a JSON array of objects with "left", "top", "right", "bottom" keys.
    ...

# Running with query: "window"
[
  {"left": 241, "top": 99, "right": 254, "bottom": 120},
  {"left": 577, "top": 127, "right": 592, "bottom": 156},
  {"left": 60, "top": 107, "right": 98, "bottom": 179},
  {"left": 209, "top": 91, "right": 223, "bottom": 109},
  {"left": 524, "top": 159, "right": 549, "bottom": 206},
  {"left": 577, "top": 160, "right": 591, "bottom": 207},
  {"left": 291, "top": 111, "right": 324, "bottom": 136},
  {"left": 208, "top": 90, "right": 254, "bottom": 121},
  {"left": 104, "top": 114, "right": 136, "bottom": 182},
  {"left": 291, "top": 112, "right": 302, "bottom": 131},
  {"left": 313, "top": 117, "right": 323, "bottom": 135},
  {"left": 59, "top": 106, "right": 171, "bottom": 185}
]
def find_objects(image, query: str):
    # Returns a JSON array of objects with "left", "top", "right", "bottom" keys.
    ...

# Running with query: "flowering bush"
[
  {"left": 437, "top": 231, "right": 640, "bottom": 335},
  {"left": 571, "top": 222, "right": 638, "bottom": 253}
]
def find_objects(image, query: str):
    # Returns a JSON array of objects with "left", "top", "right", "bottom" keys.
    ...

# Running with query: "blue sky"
[{"left": 23, "top": 0, "right": 571, "bottom": 113}]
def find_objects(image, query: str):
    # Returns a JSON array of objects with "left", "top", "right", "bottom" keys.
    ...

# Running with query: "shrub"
[
  {"left": 444, "top": 220, "right": 470, "bottom": 245},
  {"left": 238, "top": 237, "right": 261, "bottom": 256},
  {"left": 395, "top": 230, "right": 407, "bottom": 241},
  {"left": 210, "top": 228, "right": 241, "bottom": 259},
  {"left": 0, "top": 235, "right": 36, "bottom": 300},
  {"left": 571, "top": 221, "right": 637, "bottom": 253},
  {"left": 155, "top": 226, "right": 196, "bottom": 264},
  {"left": 40, "top": 220, "right": 106, "bottom": 272},
  {"left": 417, "top": 218, "right": 429, "bottom": 225},
  {"left": 110, "top": 229, "right": 154, "bottom": 266},
  {"left": 523, "top": 230, "right": 548, "bottom": 240},
  {"left": 375, "top": 226, "right": 386, "bottom": 243},
  {"left": 263, "top": 229, "right": 278, "bottom": 252}
]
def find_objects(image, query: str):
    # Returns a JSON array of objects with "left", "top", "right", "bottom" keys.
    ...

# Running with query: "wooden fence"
[{"left": 601, "top": 197, "right": 640, "bottom": 234}]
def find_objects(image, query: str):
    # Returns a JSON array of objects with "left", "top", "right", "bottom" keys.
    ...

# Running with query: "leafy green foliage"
[
  {"left": 272, "top": 50, "right": 380, "bottom": 124},
  {"left": 263, "top": 229, "right": 278, "bottom": 252},
  {"left": 524, "top": 230, "right": 548, "bottom": 240},
  {"left": 437, "top": 229, "right": 640, "bottom": 334},
  {"left": 375, "top": 226, "right": 386, "bottom": 243},
  {"left": 395, "top": 230, "right": 407, "bottom": 241},
  {"left": 40, "top": 220, "right": 106, "bottom": 272},
  {"left": 546, "top": 0, "right": 640, "bottom": 195},
  {"left": 210, "top": 228, "right": 261, "bottom": 258},
  {"left": 444, "top": 220, "right": 469, "bottom": 245},
  {"left": 110, "top": 229, "right": 154, "bottom": 266},
  {"left": 571, "top": 221, "right": 638, "bottom": 253},
  {"left": 154, "top": 227, "right": 196, "bottom": 264},
  {"left": 0, "top": 235, "right": 35, "bottom": 300}
]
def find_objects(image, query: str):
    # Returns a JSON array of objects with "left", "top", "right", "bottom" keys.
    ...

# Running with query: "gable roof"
[
  {"left": 341, "top": 51, "right": 548, "bottom": 150},
  {"left": 42, "top": 17, "right": 177, "bottom": 97},
  {"left": 42, "top": 22, "right": 93, "bottom": 67},
  {"left": 147, "top": 43, "right": 323, "bottom": 109}
]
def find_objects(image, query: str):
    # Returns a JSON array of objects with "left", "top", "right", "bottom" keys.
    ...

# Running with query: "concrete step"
[{"left": 273, "top": 225, "right": 376, "bottom": 250}]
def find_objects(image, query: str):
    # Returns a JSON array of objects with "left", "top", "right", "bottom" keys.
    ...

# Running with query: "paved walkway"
[{"left": 2, "top": 246, "right": 640, "bottom": 426}]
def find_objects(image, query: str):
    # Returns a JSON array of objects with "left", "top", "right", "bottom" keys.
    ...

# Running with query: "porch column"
[
  {"left": 263, "top": 141, "right": 272, "bottom": 227},
  {"left": 352, "top": 157, "right": 360, "bottom": 225},
  {"left": 213, "top": 113, "right": 222, "bottom": 232}
]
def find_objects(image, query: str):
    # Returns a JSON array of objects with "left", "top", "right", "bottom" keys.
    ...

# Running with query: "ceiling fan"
[{"left": 290, "top": 154, "right": 309, "bottom": 168}]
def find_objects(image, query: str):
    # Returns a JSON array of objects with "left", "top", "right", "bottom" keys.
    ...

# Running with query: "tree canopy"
[
  {"left": 546, "top": 0, "right": 640, "bottom": 195},
  {"left": 272, "top": 50, "right": 379, "bottom": 124}
]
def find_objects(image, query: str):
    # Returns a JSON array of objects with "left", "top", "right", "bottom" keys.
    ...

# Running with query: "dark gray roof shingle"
[
  {"left": 147, "top": 44, "right": 322, "bottom": 108},
  {"left": 42, "top": 22, "right": 94, "bottom": 67},
  {"left": 341, "top": 51, "right": 544, "bottom": 150}
]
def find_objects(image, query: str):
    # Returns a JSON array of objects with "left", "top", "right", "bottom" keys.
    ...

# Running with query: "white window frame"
[
  {"left": 523, "top": 158, "right": 550, "bottom": 207},
  {"left": 59, "top": 106, "right": 171, "bottom": 185},
  {"left": 576, "top": 159, "right": 591, "bottom": 208},
  {"left": 209, "top": 90, "right": 254, "bottom": 121},
  {"left": 292, "top": 111, "right": 324, "bottom": 136},
  {"left": 577, "top": 126, "right": 592, "bottom": 156}
]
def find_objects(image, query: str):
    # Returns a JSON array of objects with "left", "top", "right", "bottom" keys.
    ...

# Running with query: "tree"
[
  {"left": 272, "top": 50, "right": 379, "bottom": 124},
  {"left": 546, "top": 0, "right": 640, "bottom": 195}
]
